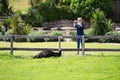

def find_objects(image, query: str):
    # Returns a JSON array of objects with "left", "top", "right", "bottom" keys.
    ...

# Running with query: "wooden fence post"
[
  {"left": 10, "top": 35, "right": 14, "bottom": 55},
  {"left": 58, "top": 36, "right": 62, "bottom": 51},
  {"left": 82, "top": 36, "right": 85, "bottom": 55}
]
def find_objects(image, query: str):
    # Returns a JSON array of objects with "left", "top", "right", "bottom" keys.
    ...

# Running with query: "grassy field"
[
  {"left": 0, "top": 53, "right": 120, "bottom": 80},
  {"left": 6, "top": 1, "right": 120, "bottom": 79},
  {"left": 0, "top": 42, "right": 120, "bottom": 80},
  {"left": 9, "top": 0, "right": 30, "bottom": 13},
  {"left": 0, "top": 41, "right": 120, "bottom": 56}
]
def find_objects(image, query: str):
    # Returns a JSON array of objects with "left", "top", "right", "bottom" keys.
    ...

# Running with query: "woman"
[{"left": 74, "top": 17, "right": 85, "bottom": 55}]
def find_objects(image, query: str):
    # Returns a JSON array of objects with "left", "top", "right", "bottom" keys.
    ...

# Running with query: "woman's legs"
[
  {"left": 76, "top": 35, "right": 84, "bottom": 55},
  {"left": 76, "top": 36, "right": 82, "bottom": 55}
]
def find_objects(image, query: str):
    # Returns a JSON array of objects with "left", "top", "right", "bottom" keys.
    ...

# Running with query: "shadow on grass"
[
  {"left": 0, "top": 52, "right": 120, "bottom": 59},
  {"left": 14, "top": 55, "right": 33, "bottom": 59}
]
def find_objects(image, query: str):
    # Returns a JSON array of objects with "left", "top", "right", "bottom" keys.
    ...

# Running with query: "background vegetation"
[
  {"left": 24, "top": 0, "right": 114, "bottom": 26},
  {"left": 0, "top": 0, "right": 120, "bottom": 43}
]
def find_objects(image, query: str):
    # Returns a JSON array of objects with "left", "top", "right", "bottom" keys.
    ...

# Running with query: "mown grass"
[
  {"left": 0, "top": 52, "right": 120, "bottom": 80},
  {"left": 0, "top": 41, "right": 120, "bottom": 56},
  {"left": 0, "top": 42, "right": 120, "bottom": 80}
]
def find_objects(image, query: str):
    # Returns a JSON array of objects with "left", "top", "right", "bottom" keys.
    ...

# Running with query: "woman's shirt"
[{"left": 75, "top": 23, "right": 84, "bottom": 35}]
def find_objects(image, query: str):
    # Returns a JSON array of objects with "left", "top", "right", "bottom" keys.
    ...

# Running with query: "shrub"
[
  {"left": 70, "top": 31, "right": 76, "bottom": 41},
  {"left": 84, "top": 28, "right": 94, "bottom": 36},
  {"left": 24, "top": 8, "right": 43, "bottom": 27},
  {"left": 91, "top": 9, "right": 113, "bottom": 35},
  {"left": 28, "top": 31, "right": 45, "bottom": 42},
  {"left": 5, "top": 11, "right": 32, "bottom": 36},
  {"left": 0, "top": 32, "right": 3, "bottom": 41},
  {"left": 99, "top": 31, "right": 120, "bottom": 43},
  {"left": 4, "top": 29, "right": 13, "bottom": 41},
  {"left": 71, "top": 30, "right": 99, "bottom": 42},
  {"left": 84, "top": 28, "right": 99, "bottom": 42},
  {"left": 0, "top": 21, "right": 2, "bottom": 32},
  {"left": 45, "top": 31, "right": 63, "bottom": 42}
]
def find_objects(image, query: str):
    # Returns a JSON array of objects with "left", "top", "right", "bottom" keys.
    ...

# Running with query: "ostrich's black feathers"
[{"left": 33, "top": 50, "right": 62, "bottom": 58}]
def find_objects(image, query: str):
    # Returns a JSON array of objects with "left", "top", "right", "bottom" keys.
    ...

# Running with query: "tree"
[
  {"left": 114, "top": 0, "right": 120, "bottom": 22},
  {"left": 0, "top": 0, "right": 12, "bottom": 16},
  {"left": 70, "top": 0, "right": 113, "bottom": 20}
]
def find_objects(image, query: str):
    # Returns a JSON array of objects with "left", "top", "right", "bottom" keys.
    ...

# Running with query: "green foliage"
[
  {"left": 25, "top": 0, "right": 114, "bottom": 27},
  {"left": 25, "top": 0, "right": 77, "bottom": 26},
  {"left": 99, "top": 31, "right": 120, "bottom": 43},
  {"left": 28, "top": 31, "right": 45, "bottom": 42},
  {"left": 70, "top": 31, "right": 76, "bottom": 41},
  {"left": 0, "top": 21, "right": 3, "bottom": 32},
  {"left": 9, "top": 11, "right": 21, "bottom": 34},
  {"left": 0, "top": 0, "right": 13, "bottom": 16},
  {"left": 0, "top": 32, "right": 3, "bottom": 41},
  {"left": 24, "top": 0, "right": 57, "bottom": 26},
  {"left": 84, "top": 28, "right": 94, "bottom": 36},
  {"left": 0, "top": 21, "right": 2, "bottom": 31},
  {"left": 70, "top": 0, "right": 113, "bottom": 20},
  {"left": 24, "top": 8, "right": 43, "bottom": 27},
  {"left": 45, "top": 30, "right": 63, "bottom": 42},
  {"left": 61, "top": 0, "right": 71, "bottom": 5},
  {"left": 4, "top": 11, "right": 32, "bottom": 35},
  {"left": 91, "top": 9, "right": 113, "bottom": 35},
  {"left": 4, "top": 29, "right": 13, "bottom": 41}
]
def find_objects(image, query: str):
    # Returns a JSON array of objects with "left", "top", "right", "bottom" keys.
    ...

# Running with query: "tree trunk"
[{"left": 114, "top": 0, "right": 120, "bottom": 21}]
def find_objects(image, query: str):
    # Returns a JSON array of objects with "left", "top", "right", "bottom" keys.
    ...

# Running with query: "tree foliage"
[
  {"left": 0, "top": 0, "right": 12, "bottom": 16},
  {"left": 70, "top": 0, "right": 113, "bottom": 20},
  {"left": 25, "top": 0, "right": 114, "bottom": 26}
]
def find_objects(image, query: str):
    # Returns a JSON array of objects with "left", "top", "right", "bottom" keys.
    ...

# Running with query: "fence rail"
[
  {"left": 0, "top": 35, "right": 120, "bottom": 55},
  {"left": 0, "top": 48, "right": 120, "bottom": 51},
  {"left": 0, "top": 35, "right": 119, "bottom": 39}
]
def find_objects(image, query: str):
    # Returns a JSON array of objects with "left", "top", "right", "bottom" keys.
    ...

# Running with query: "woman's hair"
[{"left": 77, "top": 17, "right": 82, "bottom": 22}]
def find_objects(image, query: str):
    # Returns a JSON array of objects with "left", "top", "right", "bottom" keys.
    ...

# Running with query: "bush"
[
  {"left": 4, "top": 29, "right": 13, "bottom": 41},
  {"left": 84, "top": 28, "right": 94, "bottom": 36},
  {"left": 45, "top": 31, "right": 63, "bottom": 42},
  {"left": 99, "top": 31, "right": 120, "bottom": 43},
  {"left": 70, "top": 31, "right": 76, "bottom": 41},
  {"left": 84, "top": 28, "right": 99, "bottom": 42},
  {"left": 0, "top": 32, "right": 3, "bottom": 41},
  {"left": 28, "top": 31, "right": 45, "bottom": 42},
  {"left": 91, "top": 9, "right": 113, "bottom": 35},
  {"left": 71, "top": 30, "right": 99, "bottom": 42}
]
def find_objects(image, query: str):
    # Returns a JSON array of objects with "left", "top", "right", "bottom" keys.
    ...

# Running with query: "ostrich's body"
[{"left": 33, "top": 50, "right": 62, "bottom": 58}]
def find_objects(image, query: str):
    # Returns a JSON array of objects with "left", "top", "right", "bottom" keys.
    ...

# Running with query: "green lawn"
[
  {"left": 0, "top": 41, "right": 120, "bottom": 56},
  {"left": 0, "top": 42, "right": 120, "bottom": 80},
  {"left": 0, "top": 53, "right": 120, "bottom": 80}
]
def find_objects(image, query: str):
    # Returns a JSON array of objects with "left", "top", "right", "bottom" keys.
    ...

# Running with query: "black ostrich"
[{"left": 33, "top": 50, "right": 62, "bottom": 58}]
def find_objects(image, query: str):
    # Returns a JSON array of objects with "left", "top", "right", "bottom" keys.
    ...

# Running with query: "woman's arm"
[{"left": 73, "top": 20, "right": 77, "bottom": 27}]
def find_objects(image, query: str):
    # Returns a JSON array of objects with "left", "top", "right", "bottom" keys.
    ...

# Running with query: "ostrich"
[{"left": 33, "top": 50, "right": 62, "bottom": 58}]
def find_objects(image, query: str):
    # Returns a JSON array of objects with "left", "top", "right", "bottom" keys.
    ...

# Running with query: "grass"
[
  {"left": 9, "top": 0, "right": 30, "bottom": 13},
  {"left": 0, "top": 41, "right": 120, "bottom": 56},
  {"left": 0, "top": 42, "right": 120, "bottom": 80},
  {"left": 0, "top": 52, "right": 120, "bottom": 80}
]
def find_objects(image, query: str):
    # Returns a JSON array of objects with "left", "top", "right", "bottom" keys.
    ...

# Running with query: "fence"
[{"left": 0, "top": 35, "right": 120, "bottom": 55}]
